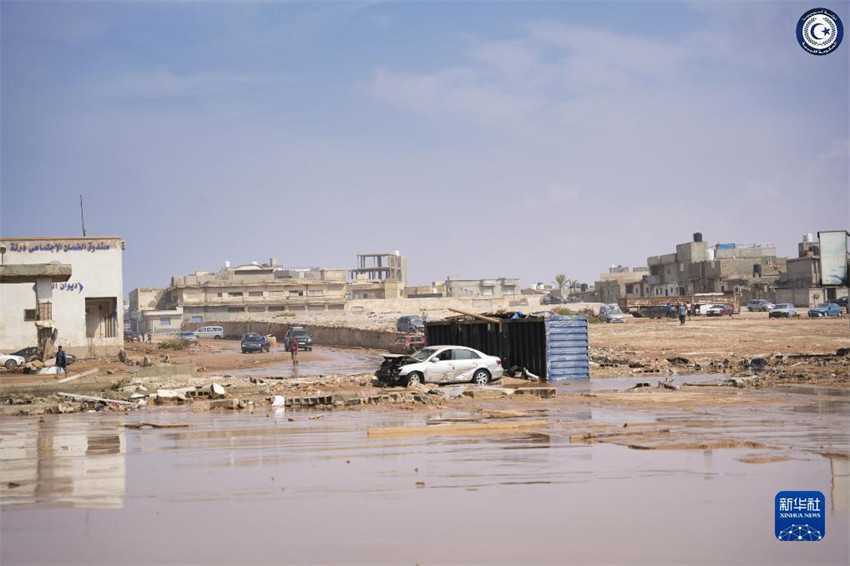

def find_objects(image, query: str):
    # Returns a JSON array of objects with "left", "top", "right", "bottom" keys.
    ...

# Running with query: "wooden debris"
[
  {"left": 57, "top": 392, "right": 135, "bottom": 406},
  {"left": 124, "top": 422, "right": 189, "bottom": 429},
  {"left": 367, "top": 420, "right": 546, "bottom": 438},
  {"left": 55, "top": 368, "right": 98, "bottom": 384}
]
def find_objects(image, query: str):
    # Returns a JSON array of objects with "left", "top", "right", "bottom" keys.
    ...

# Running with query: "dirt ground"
[{"left": 0, "top": 311, "right": 847, "bottom": 421}]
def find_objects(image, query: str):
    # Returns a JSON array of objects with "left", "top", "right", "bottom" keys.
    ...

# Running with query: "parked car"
[
  {"left": 747, "top": 299, "right": 775, "bottom": 312},
  {"left": 808, "top": 303, "right": 843, "bottom": 318},
  {"left": 284, "top": 327, "right": 313, "bottom": 351},
  {"left": 1, "top": 353, "right": 26, "bottom": 371},
  {"left": 599, "top": 304, "right": 626, "bottom": 323},
  {"left": 396, "top": 315, "right": 424, "bottom": 333},
  {"left": 241, "top": 333, "right": 270, "bottom": 353},
  {"left": 832, "top": 296, "right": 848, "bottom": 309},
  {"left": 540, "top": 294, "right": 568, "bottom": 305},
  {"left": 705, "top": 303, "right": 734, "bottom": 316},
  {"left": 769, "top": 303, "right": 797, "bottom": 318},
  {"left": 9, "top": 347, "right": 76, "bottom": 364},
  {"left": 178, "top": 331, "right": 198, "bottom": 342},
  {"left": 375, "top": 345, "right": 503, "bottom": 387},
  {"left": 642, "top": 305, "right": 671, "bottom": 319},
  {"left": 195, "top": 326, "right": 225, "bottom": 339},
  {"left": 388, "top": 334, "right": 427, "bottom": 355},
  {"left": 124, "top": 331, "right": 142, "bottom": 342}
]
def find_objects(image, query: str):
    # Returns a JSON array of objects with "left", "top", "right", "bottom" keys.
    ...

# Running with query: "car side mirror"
[{"left": 429, "top": 358, "right": 438, "bottom": 363}]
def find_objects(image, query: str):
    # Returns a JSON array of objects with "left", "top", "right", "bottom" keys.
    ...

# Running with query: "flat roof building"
[{"left": 0, "top": 236, "right": 124, "bottom": 356}]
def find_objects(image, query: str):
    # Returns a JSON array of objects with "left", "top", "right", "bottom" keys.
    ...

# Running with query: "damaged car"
[{"left": 376, "top": 345, "right": 502, "bottom": 387}]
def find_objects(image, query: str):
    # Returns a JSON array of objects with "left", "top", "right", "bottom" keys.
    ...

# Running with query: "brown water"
[{"left": 1, "top": 396, "right": 848, "bottom": 565}]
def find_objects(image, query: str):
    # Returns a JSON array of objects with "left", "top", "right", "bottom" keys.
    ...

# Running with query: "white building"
[{"left": 0, "top": 236, "right": 124, "bottom": 356}]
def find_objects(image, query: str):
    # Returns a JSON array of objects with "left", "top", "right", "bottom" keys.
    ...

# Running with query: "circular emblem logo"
[{"left": 797, "top": 8, "right": 843, "bottom": 55}]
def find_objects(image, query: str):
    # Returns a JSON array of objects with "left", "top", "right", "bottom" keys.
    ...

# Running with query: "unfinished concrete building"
[
  {"left": 444, "top": 276, "right": 521, "bottom": 298},
  {"left": 348, "top": 252, "right": 407, "bottom": 299},
  {"left": 156, "top": 260, "right": 347, "bottom": 324},
  {"left": 595, "top": 266, "right": 650, "bottom": 304},
  {"left": 775, "top": 233, "right": 849, "bottom": 307}
]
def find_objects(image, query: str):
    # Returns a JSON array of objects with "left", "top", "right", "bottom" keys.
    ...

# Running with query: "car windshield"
[
  {"left": 411, "top": 347, "right": 440, "bottom": 361},
  {"left": 244, "top": 334, "right": 262, "bottom": 340},
  {"left": 776, "top": 304, "right": 791, "bottom": 309},
  {"left": 815, "top": 304, "right": 830, "bottom": 308},
  {"left": 606, "top": 306, "right": 623, "bottom": 314},
  {"left": 292, "top": 330, "right": 308, "bottom": 336}
]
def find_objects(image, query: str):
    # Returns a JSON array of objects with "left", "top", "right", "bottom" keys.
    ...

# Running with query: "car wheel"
[
  {"left": 5, "top": 359, "right": 18, "bottom": 371},
  {"left": 406, "top": 371, "right": 424, "bottom": 386},
  {"left": 214, "top": 335, "right": 221, "bottom": 340},
  {"left": 472, "top": 368, "right": 491, "bottom": 385}
]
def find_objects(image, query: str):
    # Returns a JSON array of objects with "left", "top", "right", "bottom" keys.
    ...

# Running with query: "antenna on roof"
[{"left": 80, "top": 195, "right": 87, "bottom": 237}]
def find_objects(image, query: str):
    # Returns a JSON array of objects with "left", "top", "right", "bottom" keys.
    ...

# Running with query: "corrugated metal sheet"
[
  {"left": 545, "top": 315, "right": 589, "bottom": 381},
  {"left": 424, "top": 314, "right": 588, "bottom": 381}
]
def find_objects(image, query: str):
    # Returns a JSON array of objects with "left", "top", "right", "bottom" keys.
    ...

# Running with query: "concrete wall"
[
  {"left": 0, "top": 237, "right": 124, "bottom": 356},
  {"left": 346, "top": 295, "right": 530, "bottom": 313},
  {"left": 197, "top": 321, "right": 399, "bottom": 350}
]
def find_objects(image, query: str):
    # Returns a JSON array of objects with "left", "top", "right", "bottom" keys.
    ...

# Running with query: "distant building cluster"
[
  {"left": 127, "top": 251, "right": 523, "bottom": 333},
  {"left": 594, "top": 231, "right": 848, "bottom": 307}
]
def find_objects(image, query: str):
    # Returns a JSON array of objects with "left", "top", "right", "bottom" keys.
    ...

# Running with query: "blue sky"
[{"left": 2, "top": 1, "right": 848, "bottom": 293}]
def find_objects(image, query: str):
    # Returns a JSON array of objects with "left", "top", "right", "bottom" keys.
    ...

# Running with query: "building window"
[
  {"left": 217, "top": 293, "right": 223, "bottom": 298},
  {"left": 248, "top": 291, "right": 264, "bottom": 297},
  {"left": 160, "top": 318, "right": 171, "bottom": 326},
  {"left": 289, "top": 290, "right": 303, "bottom": 297},
  {"left": 308, "top": 290, "right": 324, "bottom": 296},
  {"left": 268, "top": 306, "right": 287, "bottom": 312},
  {"left": 24, "top": 309, "right": 37, "bottom": 321},
  {"left": 191, "top": 316, "right": 203, "bottom": 323},
  {"left": 247, "top": 306, "right": 265, "bottom": 313},
  {"left": 229, "top": 292, "right": 243, "bottom": 297},
  {"left": 228, "top": 307, "right": 245, "bottom": 313}
]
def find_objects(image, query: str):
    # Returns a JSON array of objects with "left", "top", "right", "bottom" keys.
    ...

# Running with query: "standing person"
[
  {"left": 666, "top": 302, "right": 673, "bottom": 319},
  {"left": 289, "top": 334, "right": 299, "bottom": 365},
  {"left": 56, "top": 345, "right": 68, "bottom": 377},
  {"left": 147, "top": 331, "right": 152, "bottom": 343},
  {"left": 678, "top": 303, "right": 687, "bottom": 325}
]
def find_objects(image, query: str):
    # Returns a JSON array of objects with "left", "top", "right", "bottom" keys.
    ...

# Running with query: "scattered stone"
[
  {"left": 462, "top": 387, "right": 513, "bottom": 399},
  {"left": 210, "top": 383, "right": 226, "bottom": 399},
  {"left": 666, "top": 356, "right": 690, "bottom": 366},
  {"left": 142, "top": 356, "right": 152, "bottom": 367},
  {"left": 106, "top": 369, "right": 115, "bottom": 375},
  {"left": 515, "top": 387, "right": 557, "bottom": 399},
  {"left": 118, "top": 349, "right": 127, "bottom": 363},
  {"left": 210, "top": 398, "right": 241, "bottom": 410}
]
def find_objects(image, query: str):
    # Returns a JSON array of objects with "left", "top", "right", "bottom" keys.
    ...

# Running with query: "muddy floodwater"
[{"left": 1, "top": 387, "right": 849, "bottom": 565}]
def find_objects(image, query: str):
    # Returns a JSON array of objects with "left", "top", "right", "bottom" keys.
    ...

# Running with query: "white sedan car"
[
  {"left": 376, "top": 345, "right": 503, "bottom": 386},
  {"left": 1, "top": 353, "right": 26, "bottom": 371}
]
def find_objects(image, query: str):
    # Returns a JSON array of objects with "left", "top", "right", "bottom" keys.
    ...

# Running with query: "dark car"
[
  {"left": 831, "top": 297, "right": 848, "bottom": 310},
  {"left": 11, "top": 347, "right": 76, "bottom": 364},
  {"left": 808, "top": 303, "right": 842, "bottom": 318},
  {"left": 396, "top": 315, "right": 424, "bottom": 333},
  {"left": 241, "top": 333, "right": 270, "bottom": 354},
  {"left": 284, "top": 327, "right": 313, "bottom": 351},
  {"left": 540, "top": 294, "right": 568, "bottom": 305},
  {"left": 124, "top": 331, "right": 142, "bottom": 342},
  {"left": 388, "top": 334, "right": 427, "bottom": 355}
]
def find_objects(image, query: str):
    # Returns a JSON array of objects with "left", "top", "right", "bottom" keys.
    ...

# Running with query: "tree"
[{"left": 554, "top": 273, "right": 568, "bottom": 296}]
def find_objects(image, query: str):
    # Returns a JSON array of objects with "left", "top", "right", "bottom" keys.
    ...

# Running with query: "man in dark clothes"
[{"left": 56, "top": 345, "right": 68, "bottom": 377}]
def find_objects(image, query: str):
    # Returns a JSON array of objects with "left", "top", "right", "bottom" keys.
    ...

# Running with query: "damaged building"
[
  {"left": 0, "top": 236, "right": 125, "bottom": 356},
  {"left": 596, "top": 233, "right": 786, "bottom": 304}
]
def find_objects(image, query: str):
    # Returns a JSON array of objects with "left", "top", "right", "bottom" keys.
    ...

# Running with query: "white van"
[{"left": 195, "top": 326, "right": 224, "bottom": 339}]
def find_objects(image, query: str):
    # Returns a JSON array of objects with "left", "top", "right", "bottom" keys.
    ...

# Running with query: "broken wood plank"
[
  {"left": 55, "top": 368, "right": 99, "bottom": 384},
  {"left": 57, "top": 392, "right": 135, "bottom": 406},
  {"left": 447, "top": 308, "right": 501, "bottom": 324},
  {"left": 123, "top": 422, "right": 189, "bottom": 429},
  {"left": 368, "top": 420, "right": 546, "bottom": 438}
]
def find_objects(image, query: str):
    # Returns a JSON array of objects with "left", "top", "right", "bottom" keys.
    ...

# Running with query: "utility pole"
[{"left": 80, "top": 195, "right": 87, "bottom": 237}]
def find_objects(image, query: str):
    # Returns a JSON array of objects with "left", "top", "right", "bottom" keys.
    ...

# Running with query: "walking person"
[
  {"left": 678, "top": 303, "right": 687, "bottom": 326},
  {"left": 56, "top": 345, "right": 68, "bottom": 378},
  {"left": 289, "top": 334, "right": 299, "bottom": 365}
]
